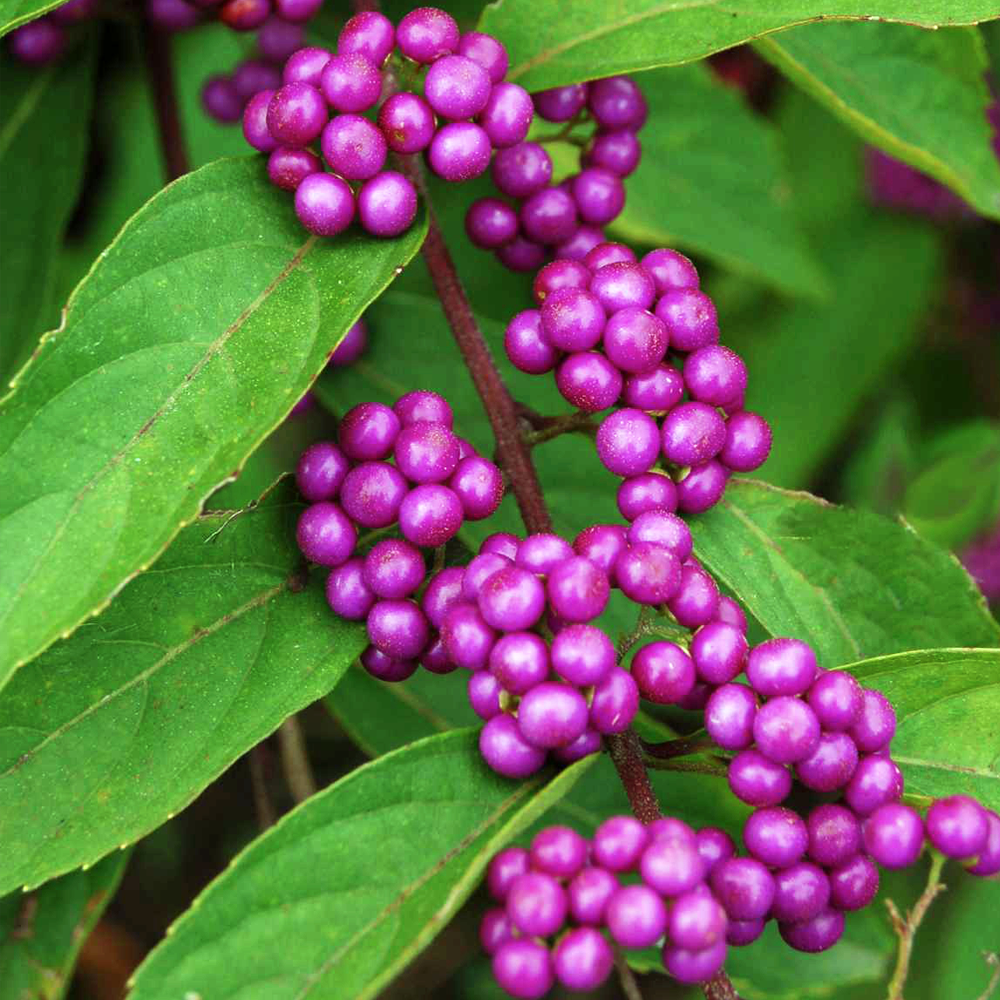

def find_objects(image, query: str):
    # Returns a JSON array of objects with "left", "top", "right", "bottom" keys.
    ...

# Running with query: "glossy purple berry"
[
  {"left": 463, "top": 553, "right": 508, "bottom": 602},
  {"left": 552, "top": 728, "right": 601, "bottom": 763},
  {"left": 850, "top": 689, "right": 896, "bottom": 753},
  {"left": 272, "top": 0, "right": 320, "bottom": 24},
  {"left": 480, "top": 907, "right": 512, "bottom": 956},
  {"left": 506, "top": 871, "right": 568, "bottom": 937},
  {"left": 516, "top": 534, "right": 574, "bottom": 574},
  {"left": 489, "top": 631, "right": 548, "bottom": 694},
  {"left": 655, "top": 289, "right": 719, "bottom": 352},
  {"left": 863, "top": 803, "right": 925, "bottom": 869},
  {"left": 676, "top": 460, "right": 729, "bottom": 513},
  {"left": 296, "top": 502, "right": 356, "bottom": 566},
  {"left": 615, "top": 542, "right": 681, "bottom": 605},
  {"left": 566, "top": 867, "right": 617, "bottom": 926},
  {"left": 592, "top": 815, "right": 647, "bottom": 872},
  {"left": 466, "top": 198, "right": 518, "bottom": 249},
  {"left": 586, "top": 130, "right": 642, "bottom": 178},
  {"left": 325, "top": 558, "right": 375, "bottom": 620},
  {"left": 394, "top": 421, "right": 460, "bottom": 484},
  {"left": 753, "top": 696, "right": 821, "bottom": 764},
  {"left": 627, "top": 510, "right": 691, "bottom": 559},
  {"left": 520, "top": 187, "right": 578, "bottom": 245},
  {"left": 532, "top": 259, "right": 590, "bottom": 303},
  {"left": 243, "top": 89, "right": 278, "bottom": 152},
  {"left": 362, "top": 538, "right": 425, "bottom": 599},
  {"left": 844, "top": 754, "right": 904, "bottom": 816},
  {"left": 477, "top": 565, "right": 545, "bottom": 630},
  {"left": 267, "top": 82, "right": 327, "bottom": 147},
  {"left": 632, "top": 641, "right": 696, "bottom": 705},
  {"left": 394, "top": 390, "right": 451, "bottom": 428},
  {"left": 705, "top": 684, "right": 757, "bottom": 751},
  {"left": 398, "top": 484, "right": 463, "bottom": 547},
  {"left": 828, "top": 854, "right": 879, "bottom": 911},
  {"left": 668, "top": 890, "right": 728, "bottom": 951},
  {"left": 517, "top": 682, "right": 589, "bottom": 749},
  {"left": 496, "top": 237, "right": 547, "bottom": 273},
  {"left": 546, "top": 556, "right": 609, "bottom": 623},
  {"left": 377, "top": 92, "right": 436, "bottom": 154},
  {"left": 531, "top": 825, "right": 588, "bottom": 878},
  {"left": 605, "top": 884, "right": 667, "bottom": 949},
  {"left": 457, "top": 31, "right": 508, "bottom": 82},
  {"left": 488, "top": 846, "right": 531, "bottom": 901},
  {"left": 396, "top": 6, "right": 459, "bottom": 64},
  {"left": 589, "top": 666, "right": 639, "bottom": 734},
  {"left": 668, "top": 565, "right": 720, "bottom": 629},
  {"left": 807, "top": 804, "right": 861, "bottom": 868},
  {"left": 640, "top": 835, "right": 706, "bottom": 897},
  {"left": 642, "top": 248, "right": 699, "bottom": 293},
  {"left": 621, "top": 363, "right": 685, "bottom": 415},
  {"left": 715, "top": 595, "right": 748, "bottom": 633},
  {"left": 587, "top": 76, "right": 644, "bottom": 129},
  {"left": 647, "top": 817, "right": 696, "bottom": 846},
  {"left": 540, "top": 287, "right": 605, "bottom": 352},
  {"left": 691, "top": 622, "right": 748, "bottom": 686},
  {"left": 282, "top": 47, "right": 332, "bottom": 87},
  {"left": 358, "top": 171, "right": 418, "bottom": 237},
  {"left": 590, "top": 261, "right": 656, "bottom": 312},
  {"left": 534, "top": 83, "right": 587, "bottom": 122},
  {"left": 450, "top": 456, "right": 503, "bottom": 520},
  {"left": 337, "top": 10, "right": 394, "bottom": 66},
  {"left": 966, "top": 810, "right": 1000, "bottom": 876},
  {"left": 468, "top": 670, "right": 502, "bottom": 719},
  {"left": 586, "top": 242, "right": 636, "bottom": 270},
  {"left": 339, "top": 402, "right": 399, "bottom": 461},
  {"left": 296, "top": 441, "right": 348, "bottom": 502},
  {"left": 617, "top": 472, "right": 677, "bottom": 520},
  {"left": 771, "top": 862, "right": 830, "bottom": 923},
  {"left": 492, "top": 142, "right": 552, "bottom": 198},
  {"left": 321, "top": 114, "right": 386, "bottom": 180},
  {"left": 710, "top": 857, "right": 775, "bottom": 920},
  {"left": 572, "top": 168, "right": 626, "bottom": 225},
  {"left": 427, "top": 123, "right": 492, "bottom": 181},
  {"left": 555, "top": 225, "right": 606, "bottom": 262},
  {"left": 684, "top": 345, "right": 747, "bottom": 407},
  {"left": 360, "top": 646, "right": 417, "bottom": 682},
  {"left": 796, "top": 732, "right": 858, "bottom": 792},
  {"left": 806, "top": 670, "right": 862, "bottom": 731},
  {"left": 925, "top": 795, "right": 989, "bottom": 859},
  {"left": 424, "top": 54, "right": 492, "bottom": 119},
  {"left": 550, "top": 624, "right": 614, "bottom": 686},
  {"left": 480, "top": 713, "right": 547, "bottom": 779},
  {"left": 727, "top": 918, "right": 765, "bottom": 946},
  {"left": 661, "top": 402, "right": 726, "bottom": 467},
  {"left": 479, "top": 82, "right": 534, "bottom": 148},
  {"left": 267, "top": 146, "right": 320, "bottom": 191},
  {"left": 573, "top": 523, "right": 628, "bottom": 580},
  {"left": 202, "top": 76, "right": 243, "bottom": 123},
  {"left": 220, "top": 0, "right": 271, "bottom": 31},
  {"left": 492, "top": 939, "right": 554, "bottom": 1000},
  {"left": 696, "top": 828, "right": 736, "bottom": 873},
  {"left": 744, "top": 806, "right": 808, "bottom": 868},
  {"left": 779, "top": 909, "right": 844, "bottom": 953},
  {"left": 602, "top": 307, "right": 668, "bottom": 373},
  {"left": 367, "top": 599, "right": 428, "bottom": 660},
  {"left": 338, "top": 462, "right": 405, "bottom": 528},
  {"left": 555, "top": 352, "right": 622, "bottom": 412},
  {"left": 727, "top": 749, "right": 791, "bottom": 807},
  {"left": 720, "top": 410, "right": 772, "bottom": 471},
  {"left": 505, "top": 310, "right": 558, "bottom": 374},
  {"left": 294, "top": 173, "right": 355, "bottom": 237},
  {"left": 552, "top": 927, "right": 613, "bottom": 991},
  {"left": 662, "top": 939, "right": 727, "bottom": 985},
  {"left": 747, "top": 638, "right": 818, "bottom": 698},
  {"left": 596, "top": 408, "right": 660, "bottom": 476}
]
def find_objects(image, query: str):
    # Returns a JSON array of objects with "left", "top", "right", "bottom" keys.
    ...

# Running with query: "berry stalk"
[{"left": 142, "top": 17, "right": 190, "bottom": 181}]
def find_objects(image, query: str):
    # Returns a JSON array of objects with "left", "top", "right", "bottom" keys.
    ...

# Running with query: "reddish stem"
[{"left": 142, "top": 20, "right": 189, "bottom": 182}]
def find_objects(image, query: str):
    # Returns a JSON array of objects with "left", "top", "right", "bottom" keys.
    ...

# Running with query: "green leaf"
[
  {"left": 0, "top": 0, "right": 72, "bottom": 36},
  {"left": 601, "top": 65, "right": 827, "bottom": 298},
  {"left": 845, "top": 648, "right": 1000, "bottom": 810},
  {"left": 0, "top": 487, "right": 367, "bottom": 894},
  {"left": 841, "top": 398, "right": 917, "bottom": 516},
  {"left": 127, "top": 731, "right": 592, "bottom": 1000},
  {"left": 0, "top": 156, "right": 425, "bottom": 683},
  {"left": 903, "top": 421, "right": 1000, "bottom": 550},
  {"left": 689, "top": 479, "right": 1000, "bottom": 666},
  {"left": 478, "top": 1, "right": 1000, "bottom": 91},
  {"left": 0, "top": 850, "right": 128, "bottom": 1000},
  {"left": 0, "top": 40, "right": 96, "bottom": 384},
  {"left": 756, "top": 21, "right": 1000, "bottom": 219}
]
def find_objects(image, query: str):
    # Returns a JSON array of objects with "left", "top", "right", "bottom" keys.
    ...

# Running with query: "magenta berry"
[
  {"left": 862, "top": 803, "right": 925, "bottom": 869},
  {"left": 479, "top": 714, "right": 546, "bottom": 779},
  {"left": 631, "top": 641, "right": 696, "bottom": 705},
  {"left": 705, "top": 684, "right": 757, "bottom": 751},
  {"left": 492, "top": 939, "right": 553, "bottom": 1000},
  {"left": 605, "top": 884, "right": 667, "bottom": 949},
  {"left": 396, "top": 6, "right": 459, "bottom": 64},
  {"left": 925, "top": 795, "right": 989, "bottom": 859}
]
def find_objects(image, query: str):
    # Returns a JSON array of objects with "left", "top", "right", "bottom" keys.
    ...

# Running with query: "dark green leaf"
[
  {"left": 757, "top": 22, "right": 1000, "bottom": 219},
  {"left": 841, "top": 398, "right": 917, "bottom": 516},
  {"left": 846, "top": 648, "right": 1000, "bottom": 810},
  {"left": 0, "top": 0, "right": 72, "bottom": 36},
  {"left": 602, "top": 65, "right": 827, "bottom": 298},
  {"left": 0, "top": 488, "right": 367, "bottom": 893},
  {"left": 0, "top": 157, "right": 425, "bottom": 683},
  {"left": 477, "top": 1, "right": 1000, "bottom": 91},
  {"left": 689, "top": 479, "right": 1000, "bottom": 666},
  {"left": 0, "top": 40, "right": 95, "bottom": 383},
  {"left": 127, "top": 731, "right": 592, "bottom": 1000},
  {"left": 0, "top": 850, "right": 128, "bottom": 1000}
]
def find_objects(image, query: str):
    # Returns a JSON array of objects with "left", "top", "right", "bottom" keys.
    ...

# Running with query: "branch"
[
  {"left": 613, "top": 945, "right": 645, "bottom": 1000},
  {"left": 606, "top": 729, "right": 661, "bottom": 825},
  {"left": 249, "top": 745, "right": 276, "bottom": 830},
  {"left": 704, "top": 969, "right": 742, "bottom": 1000},
  {"left": 141, "top": 19, "right": 190, "bottom": 181},
  {"left": 885, "top": 850, "right": 947, "bottom": 1000},
  {"left": 641, "top": 734, "right": 716, "bottom": 759},
  {"left": 976, "top": 953, "right": 1000, "bottom": 1000},
  {"left": 278, "top": 715, "right": 318, "bottom": 803}
]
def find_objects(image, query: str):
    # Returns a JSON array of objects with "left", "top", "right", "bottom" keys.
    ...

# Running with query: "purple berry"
[
  {"left": 771, "top": 862, "right": 830, "bottom": 922},
  {"left": 540, "top": 287, "right": 605, "bottom": 352},
  {"left": 743, "top": 806, "right": 808, "bottom": 868},
  {"left": 553, "top": 927, "right": 613, "bottom": 991},
  {"left": 863, "top": 803, "right": 925, "bottom": 869},
  {"left": 696, "top": 828, "right": 736, "bottom": 873},
  {"left": 596, "top": 408, "right": 660, "bottom": 476},
  {"left": 294, "top": 173, "right": 355, "bottom": 236},
  {"left": 605, "top": 884, "right": 667, "bottom": 949},
  {"left": 627, "top": 510, "right": 691, "bottom": 559},
  {"left": 367, "top": 599, "right": 428, "bottom": 660},
  {"left": 267, "top": 82, "right": 327, "bottom": 147},
  {"left": 296, "top": 441, "right": 349, "bottom": 502},
  {"left": 296, "top": 502, "right": 356, "bottom": 566},
  {"left": 396, "top": 6, "right": 459, "bottom": 64},
  {"left": 692, "top": 622, "right": 748, "bottom": 686},
  {"left": 589, "top": 666, "right": 639, "bottom": 734},
  {"left": 806, "top": 670, "right": 862, "bottom": 731},
  {"left": 684, "top": 345, "right": 747, "bottom": 407},
  {"left": 668, "top": 890, "right": 728, "bottom": 950},
  {"left": 321, "top": 114, "right": 386, "bottom": 180},
  {"left": 232, "top": 60, "right": 283, "bottom": 103},
  {"left": 727, "top": 918, "right": 765, "bottom": 946},
  {"left": 711, "top": 857, "right": 775, "bottom": 920},
  {"left": 202, "top": 76, "right": 243, "bottom": 123},
  {"left": 427, "top": 122, "right": 492, "bottom": 181},
  {"left": 339, "top": 402, "right": 399, "bottom": 461},
  {"left": 360, "top": 645, "right": 417, "bottom": 682},
  {"left": 505, "top": 309, "right": 559, "bottom": 374},
  {"left": 632, "top": 641, "right": 696, "bottom": 705},
  {"left": 587, "top": 76, "right": 644, "bottom": 129},
  {"left": 395, "top": 390, "right": 452, "bottom": 427},
  {"left": 468, "top": 670, "right": 502, "bottom": 719},
  {"left": 586, "top": 130, "right": 642, "bottom": 177},
  {"left": 496, "top": 237, "right": 547, "bottom": 273},
  {"left": 705, "top": 684, "right": 757, "bottom": 751},
  {"left": 517, "top": 682, "right": 589, "bottom": 749},
  {"left": 515, "top": 533, "right": 574, "bottom": 575},
  {"left": 676, "top": 461, "right": 729, "bottom": 513},
  {"left": 462, "top": 552, "right": 509, "bottom": 602},
  {"left": 572, "top": 168, "right": 626, "bottom": 224},
  {"left": 377, "top": 92, "right": 436, "bottom": 154},
  {"left": 753, "top": 696, "right": 821, "bottom": 764},
  {"left": 573, "top": 524, "right": 628, "bottom": 579},
  {"left": 534, "top": 83, "right": 587, "bottom": 122},
  {"left": 337, "top": 10, "right": 394, "bottom": 66},
  {"left": 778, "top": 909, "right": 844, "bottom": 953},
  {"left": 267, "top": 146, "right": 321, "bottom": 191},
  {"left": 552, "top": 728, "right": 601, "bottom": 763},
  {"left": 648, "top": 817, "right": 696, "bottom": 846},
  {"left": 533, "top": 259, "right": 590, "bottom": 303},
  {"left": 590, "top": 261, "right": 656, "bottom": 312},
  {"left": 727, "top": 749, "right": 791, "bottom": 807},
  {"left": 457, "top": 31, "right": 508, "bottom": 82},
  {"left": 488, "top": 846, "right": 531, "bottom": 900},
  {"left": 720, "top": 410, "right": 772, "bottom": 471},
  {"left": 966, "top": 810, "right": 1000, "bottom": 876},
  {"left": 550, "top": 624, "right": 614, "bottom": 686},
  {"left": 450, "top": 456, "right": 504, "bottom": 520},
  {"left": 489, "top": 631, "right": 548, "bottom": 694},
  {"left": 640, "top": 835, "right": 706, "bottom": 896},
  {"left": 555, "top": 225, "right": 606, "bottom": 262},
  {"left": 325, "top": 558, "right": 375, "bottom": 620},
  {"left": 477, "top": 565, "right": 545, "bottom": 630},
  {"left": 480, "top": 713, "right": 547, "bottom": 779},
  {"left": 339, "top": 461, "right": 407, "bottom": 528},
  {"left": 482, "top": 533, "right": 520, "bottom": 559},
  {"left": 506, "top": 871, "right": 568, "bottom": 937},
  {"left": 358, "top": 171, "right": 418, "bottom": 237},
  {"left": 585, "top": 242, "right": 636, "bottom": 269},
  {"left": 828, "top": 854, "right": 880, "bottom": 910},
  {"left": 662, "top": 939, "right": 728, "bottom": 985},
  {"left": 747, "top": 638, "right": 818, "bottom": 698},
  {"left": 592, "top": 815, "right": 647, "bottom": 872},
  {"left": 621, "top": 362, "right": 685, "bottom": 414},
  {"left": 926, "top": 795, "right": 989, "bottom": 860},
  {"left": 492, "top": 939, "right": 554, "bottom": 1000},
  {"left": 546, "top": 556, "right": 609, "bottom": 622},
  {"left": 807, "top": 804, "right": 861, "bottom": 868},
  {"left": 491, "top": 141, "right": 553, "bottom": 198},
  {"left": 567, "top": 866, "right": 618, "bottom": 925},
  {"left": 850, "top": 689, "right": 896, "bottom": 753},
  {"left": 655, "top": 289, "right": 719, "bottom": 352},
  {"left": 479, "top": 82, "right": 533, "bottom": 148},
  {"left": 555, "top": 352, "right": 623, "bottom": 412},
  {"left": 796, "top": 732, "right": 859, "bottom": 792},
  {"left": 617, "top": 472, "right": 678, "bottom": 520},
  {"left": 642, "top": 248, "right": 699, "bottom": 293},
  {"left": 530, "top": 825, "right": 588, "bottom": 878},
  {"left": 602, "top": 307, "right": 668, "bottom": 373},
  {"left": 661, "top": 402, "right": 727, "bottom": 467},
  {"left": 146, "top": 0, "right": 201, "bottom": 32},
  {"left": 362, "top": 538, "right": 425, "bottom": 599},
  {"left": 398, "top": 484, "right": 464, "bottom": 546},
  {"left": 282, "top": 47, "right": 332, "bottom": 87},
  {"left": 424, "top": 54, "right": 491, "bottom": 119},
  {"left": 243, "top": 89, "right": 278, "bottom": 152},
  {"left": 615, "top": 542, "right": 681, "bottom": 605},
  {"left": 466, "top": 198, "right": 518, "bottom": 249},
  {"left": 480, "top": 907, "right": 512, "bottom": 956},
  {"left": 220, "top": 0, "right": 271, "bottom": 31},
  {"left": 394, "top": 421, "right": 460, "bottom": 484},
  {"left": 668, "top": 565, "right": 720, "bottom": 630},
  {"left": 715, "top": 595, "right": 748, "bottom": 633},
  {"left": 272, "top": 0, "right": 320, "bottom": 24},
  {"left": 844, "top": 754, "right": 904, "bottom": 816}
]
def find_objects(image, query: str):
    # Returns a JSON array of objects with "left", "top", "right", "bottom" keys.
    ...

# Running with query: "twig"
[
  {"left": 613, "top": 945, "right": 645, "bottom": 1000},
  {"left": 277, "top": 716, "right": 318, "bottom": 803},
  {"left": 976, "top": 953, "right": 1000, "bottom": 1000},
  {"left": 606, "top": 730, "right": 661, "bottom": 825},
  {"left": 885, "top": 850, "right": 948, "bottom": 1000},
  {"left": 641, "top": 734, "right": 715, "bottom": 759},
  {"left": 643, "top": 757, "right": 730, "bottom": 777},
  {"left": 525, "top": 410, "right": 598, "bottom": 446},
  {"left": 141, "top": 18, "right": 189, "bottom": 181},
  {"left": 704, "top": 969, "right": 742, "bottom": 1000},
  {"left": 249, "top": 745, "right": 276, "bottom": 830}
]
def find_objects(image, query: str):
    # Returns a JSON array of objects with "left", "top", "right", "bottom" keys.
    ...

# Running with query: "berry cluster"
[
  {"left": 147, "top": 0, "right": 314, "bottom": 42},
  {"left": 294, "top": 391, "right": 504, "bottom": 678},
  {"left": 505, "top": 241, "right": 771, "bottom": 515},
  {"left": 241, "top": 8, "right": 535, "bottom": 238},
  {"left": 482, "top": 793, "right": 1000, "bottom": 998},
  {"left": 6, "top": 0, "right": 98, "bottom": 64},
  {"left": 465, "top": 76, "right": 646, "bottom": 272}
]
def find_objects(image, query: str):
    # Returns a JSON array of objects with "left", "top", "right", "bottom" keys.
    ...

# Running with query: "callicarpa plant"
[{"left": 2, "top": 3, "right": 1000, "bottom": 1000}]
